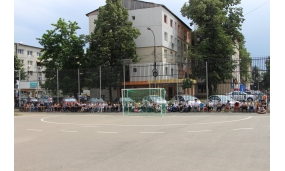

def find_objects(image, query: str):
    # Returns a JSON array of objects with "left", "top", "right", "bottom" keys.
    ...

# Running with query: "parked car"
[
  {"left": 61, "top": 97, "right": 78, "bottom": 104},
  {"left": 171, "top": 95, "right": 201, "bottom": 106},
  {"left": 142, "top": 95, "right": 167, "bottom": 107},
  {"left": 205, "top": 95, "right": 235, "bottom": 108},
  {"left": 113, "top": 97, "right": 135, "bottom": 104},
  {"left": 88, "top": 97, "right": 106, "bottom": 104},
  {"left": 245, "top": 90, "right": 262, "bottom": 96},
  {"left": 38, "top": 97, "right": 52, "bottom": 104},
  {"left": 226, "top": 91, "right": 256, "bottom": 101},
  {"left": 20, "top": 97, "right": 38, "bottom": 103}
]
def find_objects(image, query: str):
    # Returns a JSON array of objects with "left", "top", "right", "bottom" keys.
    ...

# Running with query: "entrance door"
[{"left": 168, "top": 87, "right": 173, "bottom": 100}]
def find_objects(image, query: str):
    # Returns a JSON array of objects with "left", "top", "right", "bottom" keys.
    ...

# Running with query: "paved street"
[{"left": 14, "top": 112, "right": 270, "bottom": 171}]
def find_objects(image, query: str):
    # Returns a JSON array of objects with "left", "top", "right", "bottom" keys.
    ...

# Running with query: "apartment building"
[
  {"left": 14, "top": 42, "right": 46, "bottom": 97},
  {"left": 86, "top": 0, "right": 194, "bottom": 100}
]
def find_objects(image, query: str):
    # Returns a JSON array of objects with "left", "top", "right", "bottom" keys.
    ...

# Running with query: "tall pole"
[
  {"left": 36, "top": 69, "right": 38, "bottom": 98},
  {"left": 147, "top": 27, "right": 157, "bottom": 88},
  {"left": 78, "top": 69, "right": 80, "bottom": 103},
  {"left": 123, "top": 64, "right": 125, "bottom": 90},
  {"left": 206, "top": 62, "right": 208, "bottom": 100},
  {"left": 100, "top": 66, "right": 101, "bottom": 100},
  {"left": 176, "top": 64, "right": 178, "bottom": 97},
  {"left": 18, "top": 70, "right": 21, "bottom": 107},
  {"left": 57, "top": 69, "right": 59, "bottom": 104}
]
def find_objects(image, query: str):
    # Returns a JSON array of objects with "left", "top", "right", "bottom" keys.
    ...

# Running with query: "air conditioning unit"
[
  {"left": 38, "top": 76, "right": 42, "bottom": 80},
  {"left": 28, "top": 65, "right": 31, "bottom": 68}
]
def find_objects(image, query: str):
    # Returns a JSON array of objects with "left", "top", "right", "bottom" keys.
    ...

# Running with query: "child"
[{"left": 208, "top": 99, "right": 213, "bottom": 112}]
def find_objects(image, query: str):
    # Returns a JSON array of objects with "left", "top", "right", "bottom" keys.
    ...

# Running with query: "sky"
[
  {"left": 13, "top": 0, "right": 270, "bottom": 57},
  {"left": 3, "top": 0, "right": 284, "bottom": 170}
]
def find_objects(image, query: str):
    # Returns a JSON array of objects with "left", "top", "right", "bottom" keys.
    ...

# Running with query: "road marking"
[
  {"left": 60, "top": 130, "right": 78, "bottom": 133},
  {"left": 97, "top": 131, "right": 118, "bottom": 134},
  {"left": 83, "top": 126, "right": 100, "bottom": 127},
  {"left": 187, "top": 130, "right": 212, "bottom": 133},
  {"left": 233, "top": 128, "right": 253, "bottom": 131},
  {"left": 41, "top": 116, "right": 253, "bottom": 127},
  {"left": 140, "top": 132, "right": 164, "bottom": 134},
  {"left": 27, "top": 129, "right": 43, "bottom": 132}
]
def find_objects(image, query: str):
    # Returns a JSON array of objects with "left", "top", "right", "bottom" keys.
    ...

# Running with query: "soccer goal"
[{"left": 121, "top": 88, "right": 167, "bottom": 116}]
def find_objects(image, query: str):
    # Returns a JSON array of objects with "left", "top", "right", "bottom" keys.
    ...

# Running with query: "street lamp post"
[
  {"left": 147, "top": 27, "right": 157, "bottom": 88},
  {"left": 55, "top": 62, "right": 59, "bottom": 104},
  {"left": 78, "top": 69, "right": 80, "bottom": 103}
]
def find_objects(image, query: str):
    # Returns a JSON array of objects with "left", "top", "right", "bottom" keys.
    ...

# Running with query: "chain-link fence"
[{"left": 14, "top": 56, "right": 269, "bottom": 106}]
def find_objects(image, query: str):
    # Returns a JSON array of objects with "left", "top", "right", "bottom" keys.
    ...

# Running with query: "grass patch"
[{"left": 14, "top": 113, "right": 21, "bottom": 116}]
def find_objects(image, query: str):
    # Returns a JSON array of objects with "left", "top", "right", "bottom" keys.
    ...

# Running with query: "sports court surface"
[{"left": 15, "top": 112, "right": 270, "bottom": 171}]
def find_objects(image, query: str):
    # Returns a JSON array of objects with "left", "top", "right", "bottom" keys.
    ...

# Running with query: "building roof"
[
  {"left": 14, "top": 42, "right": 43, "bottom": 49},
  {"left": 85, "top": 0, "right": 192, "bottom": 31}
]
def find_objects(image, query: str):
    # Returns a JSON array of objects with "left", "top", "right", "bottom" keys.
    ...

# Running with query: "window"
[
  {"left": 20, "top": 60, "right": 24, "bottom": 64},
  {"left": 171, "top": 68, "right": 174, "bottom": 76},
  {"left": 133, "top": 68, "right": 137, "bottom": 72},
  {"left": 184, "top": 44, "right": 186, "bottom": 51},
  {"left": 164, "top": 32, "right": 168, "bottom": 41},
  {"left": 177, "top": 40, "right": 180, "bottom": 48},
  {"left": 28, "top": 71, "right": 33, "bottom": 76},
  {"left": 175, "top": 22, "right": 176, "bottom": 30},
  {"left": 170, "top": 52, "right": 173, "bottom": 60},
  {"left": 28, "top": 61, "right": 33, "bottom": 68},
  {"left": 171, "top": 35, "right": 173, "bottom": 43},
  {"left": 132, "top": 16, "right": 135, "bottom": 20},
  {"left": 178, "top": 25, "right": 180, "bottom": 32},
  {"left": 165, "top": 67, "right": 168, "bottom": 75},
  {"left": 37, "top": 52, "right": 41, "bottom": 57},
  {"left": 164, "top": 15, "right": 167, "bottom": 23},
  {"left": 164, "top": 49, "right": 167, "bottom": 58},
  {"left": 38, "top": 72, "right": 42, "bottom": 76},
  {"left": 170, "top": 19, "right": 173, "bottom": 27},
  {"left": 198, "top": 85, "right": 206, "bottom": 93},
  {"left": 27, "top": 51, "right": 33, "bottom": 56},
  {"left": 17, "top": 49, "right": 24, "bottom": 54}
]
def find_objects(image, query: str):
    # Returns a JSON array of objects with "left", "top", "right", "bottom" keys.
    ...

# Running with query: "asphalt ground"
[{"left": 14, "top": 111, "right": 270, "bottom": 171}]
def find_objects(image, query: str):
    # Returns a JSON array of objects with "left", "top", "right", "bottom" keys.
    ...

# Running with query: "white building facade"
[
  {"left": 14, "top": 42, "right": 47, "bottom": 98},
  {"left": 86, "top": 0, "right": 194, "bottom": 100}
]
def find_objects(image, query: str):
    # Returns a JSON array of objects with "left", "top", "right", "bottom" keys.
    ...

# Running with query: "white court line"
[
  {"left": 187, "top": 130, "right": 212, "bottom": 133},
  {"left": 60, "top": 130, "right": 78, "bottom": 133},
  {"left": 97, "top": 131, "right": 118, "bottom": 134},
  {"left": 140, "top": 132, "right": 164, "bottom": 134},
  {"left": 233, "top": 128, "right": 253, "bottom": 131},
  {"left": 41, "top": 116, "right": 253, "bottom": 127},
  {"left": 83, "top": 126, "right": 100, "bottom": 127},
  {"left": 27, "top": 129, "right": 43, "bottom": 132}
]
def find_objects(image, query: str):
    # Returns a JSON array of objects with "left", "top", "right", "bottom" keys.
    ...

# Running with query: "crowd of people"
[{"left": 19, "top": 100, "right": 123, "bottom": 113}]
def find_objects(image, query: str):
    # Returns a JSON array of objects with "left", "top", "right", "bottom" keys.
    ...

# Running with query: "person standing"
[
  {"left": 267, "top": 90, "right": 270, "bottom": 104},
  {"left": 258, "top": 92, "right": 262, "bottom": 102}
]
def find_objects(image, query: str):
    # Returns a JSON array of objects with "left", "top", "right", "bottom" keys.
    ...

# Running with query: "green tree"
[
  {"left": 37, "top": 18, "right": 86, "bottom": 98},
  {"left": 182, "top": 78, "right": 193, "bottom": 90},
  {"left": 86, "top": 0, "right": 141, "bottom": 100},
  {"left": 239, "top": 42, "right": 251, "bottom": 84},
  {"left": 14, "top": 55, "right": 27, "bottom": 82},
  {"left": 262, "top": 56, "right": 270, "bottom": 90},
  {"left": 181, "top": 0, "right": 245, "bottom": 95}
]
